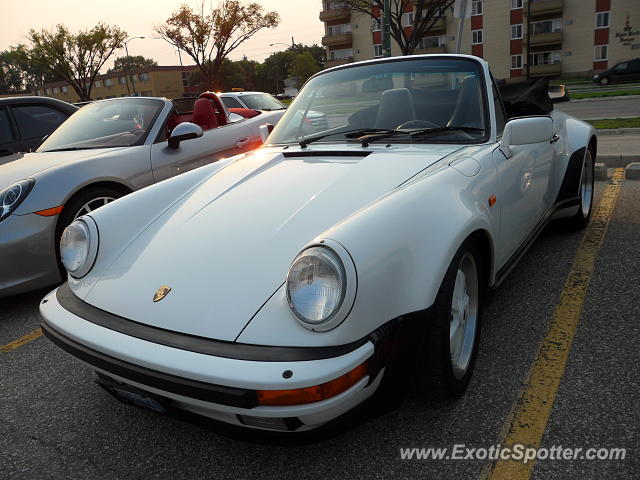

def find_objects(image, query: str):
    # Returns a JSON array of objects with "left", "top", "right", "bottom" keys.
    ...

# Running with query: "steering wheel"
[{"left": 396, "top": 119, "right": 440, "bottom": 130}]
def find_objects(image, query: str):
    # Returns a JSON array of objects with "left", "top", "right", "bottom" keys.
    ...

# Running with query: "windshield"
[
  {"left": 239, "top": 94, "right": 286, "bottom": 111},
  {"left": 269, "top": 57, "right": 488, "bottom": 146},
  {"left": 38, "top": 98, "right": 164, "bottom": 152}
]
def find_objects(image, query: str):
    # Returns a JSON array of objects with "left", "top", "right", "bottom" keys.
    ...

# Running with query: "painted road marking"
[
  {"left": 484, "top": 168, "right": 625, "bottom": 480},
  {"left": 0, "top": 328, "right": 43, "bottom": 353}
]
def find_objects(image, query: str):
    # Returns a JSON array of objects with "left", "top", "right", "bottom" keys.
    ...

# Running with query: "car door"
[
  {"left": 629, "top": 59, "right": 640, "bottom": 82},
  {"left": 150, "top": 121, "right": 254, "bottom": 183},
  {"left": 610, "top": 62, "right": 629, "bottom": 83},
  {"left": 493, "top": 116, "right": 555, "bottom": 266},
  {"left": 0, "top": 107, "right": 22, "bottom": 156},
  {"left": 11, "top": 104, "right": 69, "bottom": 152}
]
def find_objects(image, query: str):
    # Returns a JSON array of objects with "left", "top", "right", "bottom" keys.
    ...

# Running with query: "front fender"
[{"left": 238, "top": 163, "right": 499, "bottom": 347}]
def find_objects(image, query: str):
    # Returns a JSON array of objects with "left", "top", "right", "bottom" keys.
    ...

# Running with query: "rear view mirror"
[
  {"left": 168, "top": 122, "right": 203, "bottom": 149},
  {"left": 500, "top": 116, "right": 554, "bottom": 157}
]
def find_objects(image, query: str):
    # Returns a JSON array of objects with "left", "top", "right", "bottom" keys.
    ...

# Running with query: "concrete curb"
[
  {"left": 594, "top": 163, "right": 608, "bottom": 180},
  {"left": 624, "top": 163, "right": 640, "bottom": 180},
  {"left": 596, "top": 155, "right": 638, "bottom": 168},
  {"left": 596, "top": 128, "right": 640, "bottom": 136},
  {"left": 568, "top": 94, "right": 640, "bottom": 103}
]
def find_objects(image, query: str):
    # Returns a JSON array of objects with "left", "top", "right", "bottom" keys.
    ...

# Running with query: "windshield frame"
[
  {"left": 37, "top": 97, "right": 166, "bottom": 152},
  {"left": 269, "top": 55, "right": 492, "bottom": 147}
]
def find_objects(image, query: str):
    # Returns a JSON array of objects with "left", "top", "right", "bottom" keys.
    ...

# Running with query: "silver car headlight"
[
  {"left": 0, "top": 179, "right": 35, "bottom": 223},
  {"left": 286, "top": 242, "right": 357, "bottom": 331},
  {"left": 60, "top": 217, "right": 99, "bottom": 278}
]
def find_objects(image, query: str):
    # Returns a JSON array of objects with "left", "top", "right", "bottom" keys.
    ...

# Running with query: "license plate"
[{"left": 112, "top": 387, "right": 168, "bottom": 414}]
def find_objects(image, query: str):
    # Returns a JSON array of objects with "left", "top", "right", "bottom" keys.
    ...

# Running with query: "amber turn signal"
[
  {"left": 34, "top": 206, "right": 64, "bottom": 216},
  {"left": 257, "top": 362, "right": 368, "bottom": 406}
]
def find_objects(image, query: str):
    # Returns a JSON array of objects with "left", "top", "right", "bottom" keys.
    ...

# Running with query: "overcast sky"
[{"left": 1, "top": 0, "right": 325, "bottom": 70}]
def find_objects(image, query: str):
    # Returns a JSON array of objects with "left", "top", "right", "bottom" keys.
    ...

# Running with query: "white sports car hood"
[{"left": 84, "top": 145, "right": 462, "bottom": 341}]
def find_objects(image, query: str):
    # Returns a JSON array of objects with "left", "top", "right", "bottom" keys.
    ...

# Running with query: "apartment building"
[
  {"left": 33, "top": 65, "right": 199, "bottom": 103},
  {"left": 320, "top": 0, "right": 640, "bottom": 79}
]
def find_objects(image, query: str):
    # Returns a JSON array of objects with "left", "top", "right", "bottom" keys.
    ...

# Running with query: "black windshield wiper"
[
  {"left": 299, "top": 128, "right": 395, "bottom": 148},
  {"left": 408, "top": 126, "right": 485, "bottom": 137},
  {"left": 42, "top": 146, "right": 98, "bottom": 152},
  {"left": 347, "top": 126, "right": 485, "bottom": 147}
]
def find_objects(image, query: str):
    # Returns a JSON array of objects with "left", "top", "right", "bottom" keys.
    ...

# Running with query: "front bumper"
[
  {"left": 40, "top": 287, "right": 383, "bottom": 431},
  {"left": 0, "top": 213, "right": 61, "bottom": 297}
]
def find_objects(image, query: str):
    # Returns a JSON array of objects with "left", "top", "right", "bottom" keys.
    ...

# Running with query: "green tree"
[
  {"left": 291, "top": 51, "right": 321, "bottom": 89},
  {"left": 27, "top": 23, "right": 127, "bottom": 101},
  {"left": 0, "top": 45, "right": 61, "bottom": 93},
  {"left": 109, "top": 55, "right": 157, "bottom": 73},
  {"left": 155, "top": 1, "right": 279, "bottom": 90},
  {"left": 343, "top": 0, "right": 455, "bottom": 55}
]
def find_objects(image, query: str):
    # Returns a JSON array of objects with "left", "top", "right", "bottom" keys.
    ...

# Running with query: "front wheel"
[
  {"left": 414, "top": 240, "right": 484, "bottom": 399},
  {"left": 566, "top": 148, "right": 595, "bottom": 229}
]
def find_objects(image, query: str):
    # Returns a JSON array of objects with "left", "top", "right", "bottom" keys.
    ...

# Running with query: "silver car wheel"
[
  {"left": 450, "top": 252, "right": 479, "bottom": 380},
  {"left": 580, "top": 150, "right": 594, "bottom": 218},
  {"left": 73, "top": 196, "right": 116, "bottom": 220}
]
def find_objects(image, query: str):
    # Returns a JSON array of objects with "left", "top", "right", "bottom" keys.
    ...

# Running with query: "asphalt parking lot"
[{"left": 1, "top": 174, "right": 639, "bottom": 479}]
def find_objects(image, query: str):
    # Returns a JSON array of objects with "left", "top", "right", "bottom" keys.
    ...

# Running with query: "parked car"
[
  {"left": 0, "top": 96, "right": 77, "bottom": 157},
  {"left": 219, "top": 91, "right": 329, "bottom": 132},
  {"left": 0, "top": 93, "right": 281, "bottom": 297},
  {"left": 593, "top": 58, "right": 640, "bottom": 85},
  {"left": 41, "top": 54, "right": 596, "bottom": 432}
]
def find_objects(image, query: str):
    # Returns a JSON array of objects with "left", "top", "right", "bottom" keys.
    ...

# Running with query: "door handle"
[
  {"left": 236, "top": 137, "right": 250, "bottom": 149},
  {"left": 550, "top": 134, "right": 560, "bottom": 144}
]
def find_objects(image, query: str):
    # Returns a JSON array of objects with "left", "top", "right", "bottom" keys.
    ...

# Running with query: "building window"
[
  {"left": 329, "top": 48, "right": 354, "bottom": 60},
  {"left": 596, "top": 11, "right": 610, "bottom": 29},
  {"left": 530, "top": 19, "right": 563, "bottom": 35},
  {"left": 511, "top": 24, "right": 523, "bottom": 39},
  {"left": 181, "top": 71, "right": 189, "bottom": 87},
  {"left": 420, "top": 35, "right": 447, "bottom": 49},
  {"left": 472, "top": 29, "right": 483, "bottom": 45},
  {"left": 105, "top": 78, "right": 114, "bottom": 86},
  {"left": 44, "top": 88, "right": 49, "bottom": 95},
  {"left": 328, "top": 23, "right": 352, "bottom": 35},
  {"left": 511, "top": 54, "right": 523, "bottom": 69},
  {"left": 52, "top": 87, "right": 59, "bottom": 94},
  {"left": 95, "top": 80, "right": 102, "bottom": 88},
  {"left": 140, "top": 72, "right": 149, "bottom": 81},
  {"left": 594, "top": 45, "right": 608, "bottom": 61},
  {"left": 511, "top": 0, "right": 523, "bottom": 9},
  {"left": 61, "top": 85, "right": 68, "bottom": 93},
  {"left": 530, "top": 51, "right": 562, "bottom": 65},
  {"left": 374, "top": 44, "right": 383, "bottom": 57},
  {"left": 372, "top": 17, "right": 382, "bottom": 32},
  {"left": 402, "top": 12, "right": 415, "bottom": 27},
  {"left": 119, "top": 76, "right": 126, "bottom": 85},
  {"left": 471, "top": 0, "right": 482, "bottom": 16}
]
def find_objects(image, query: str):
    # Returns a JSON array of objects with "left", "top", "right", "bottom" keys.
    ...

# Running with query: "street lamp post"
[
  {"left": 269, "top": 42, "right": 293, "bottom": 95},
  {"left": 124, "top": 36, "right": 145, "bottom": 96}
]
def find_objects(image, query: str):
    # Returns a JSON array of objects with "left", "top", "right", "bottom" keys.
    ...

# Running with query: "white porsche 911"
[{"left": 40, "top": 55, "right": 596, "bottom": 432}]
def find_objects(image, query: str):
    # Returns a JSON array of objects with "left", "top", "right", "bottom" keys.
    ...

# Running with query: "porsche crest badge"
[{"left": 153, "top": 286, "right": 172, "bottom": 302}]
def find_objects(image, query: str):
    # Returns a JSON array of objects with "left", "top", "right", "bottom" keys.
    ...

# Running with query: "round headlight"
[
  {"left": 286, "top": 246, "right": 346, "bottom": 327},
  {"left": 0, "top": 179, "right": 35, "bottom": 223},
  {"left": 60, "top": 219, "right": 98, "bottom": 278}
]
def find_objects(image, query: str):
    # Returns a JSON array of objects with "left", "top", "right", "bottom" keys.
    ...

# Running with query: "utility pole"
[
  {"left": 383, "top": 0, "right": 391, "bottom": 57},
  {"left": 455, "top": 0, "right": 468, "bottom": 54},
  {"left": 123, "top": 36, "right": 145, "bottom": 96}
]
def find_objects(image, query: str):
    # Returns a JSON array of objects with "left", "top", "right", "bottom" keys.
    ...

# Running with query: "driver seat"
[
  {"left": 374, "top": 88, "right": 416, "bottom": 130},
  {"left": 192, "top": 98, "right": 219, "bottom": 130},
  {"left": 447, "top": 76, "right": 483, "bottom": 129}
]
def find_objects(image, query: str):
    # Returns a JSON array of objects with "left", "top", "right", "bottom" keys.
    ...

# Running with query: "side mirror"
[
  {"left": 168, "top": 122, "right": 203, "bottom": 149},
  {"left": 500, "top": 116, "right": 553, "bottom": 157},
  {"left": 259, "top": 124, "right": 274, "bottom": 144}
]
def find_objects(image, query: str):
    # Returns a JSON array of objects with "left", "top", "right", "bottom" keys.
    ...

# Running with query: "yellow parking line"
[
  {"left": 485, "top": 169, "right": 625, "bottom": 480},
  {"left": 0, "top": 328, "right": 43, "bottom": 353}
]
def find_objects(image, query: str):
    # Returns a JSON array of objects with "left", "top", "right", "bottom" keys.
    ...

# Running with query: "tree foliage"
[
  {"left": 291, "top": 52, "right": 321, "bottom": 89},
  {"left": 343, "top": 0, "right": 455, "bottom": 55},
  {"left": 27, "top": 23, "right": 127, "bottom": 101},
  {"left": 110, "top": 55, "right": 157, "bottom": 73},
  {"left": 0, "top": 45, "right": 61, "bottom": 94},
  {"left": 155, "top": 0, "right": 279, "bottom": 90}
]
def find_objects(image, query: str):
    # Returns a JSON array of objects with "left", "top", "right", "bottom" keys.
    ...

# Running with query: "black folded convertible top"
[{"left": 498, "top": 77, "right": 553, "bottom": 119}]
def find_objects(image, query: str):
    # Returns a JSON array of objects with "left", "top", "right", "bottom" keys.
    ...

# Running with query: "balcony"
[
  {"left": 529, "top": 31, "right": 563, "bottom": 47},
  {"left": 319, "top": 7, "right": 351, "bottom": 23},
  {"left": 322, "top": 32, "right": 353, "bottom": 47},
  {"left": 415, "top": 45, "right": 448, "bottom": 54},
  {"left": 529, "top": 63, "right": 562, "bottom": 76},
  {"left": 526, "top": 0, "right": 564, "bottom": 17},
  {"left": 325, "top": 57, "right": 354, "bottom": 68}
]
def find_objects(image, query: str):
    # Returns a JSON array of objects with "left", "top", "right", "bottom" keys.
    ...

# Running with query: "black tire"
[
  {"left": 566, "top": 148, "right": 595, "bottom": 230},
  {"left": 54, "top": 187, "right": 123, "bottom": 275},
  {"left": 414, "top": 239, "right": 485, "bottom": 400}
]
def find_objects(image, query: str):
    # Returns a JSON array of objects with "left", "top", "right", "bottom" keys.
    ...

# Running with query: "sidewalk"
[{"left": 596, "top": 133, "right": 640, "bottom": 167}]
